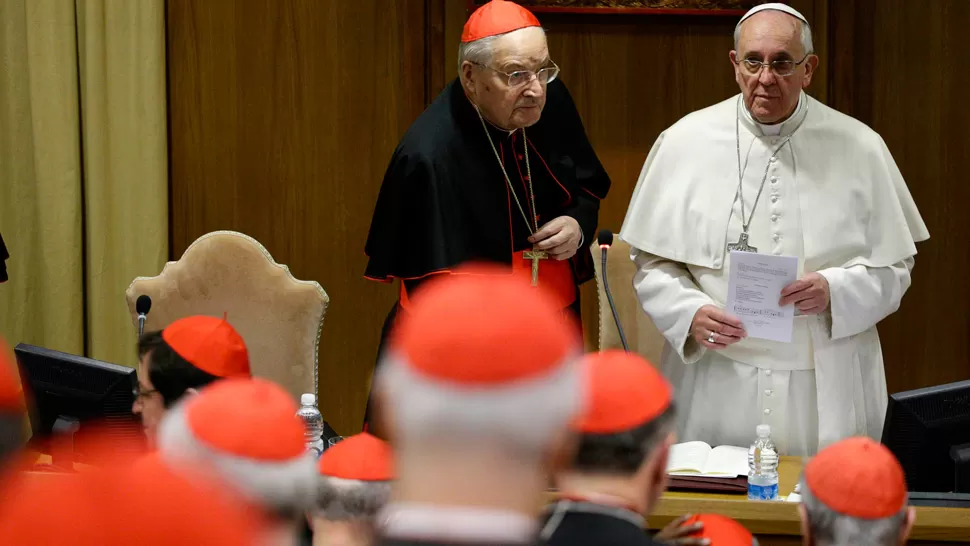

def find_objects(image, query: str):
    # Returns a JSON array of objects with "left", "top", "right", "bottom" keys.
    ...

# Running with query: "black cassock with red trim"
[{"left": 363, "top": 78, "right": 611, "bottom": 308}]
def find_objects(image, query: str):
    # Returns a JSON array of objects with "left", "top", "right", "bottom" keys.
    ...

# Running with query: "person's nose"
[
  {"left": 522, "top": 75, "right": 543, "bottom": 98},
  {"left": 758, "top": 64, "right": 778, "bottom": 86}
]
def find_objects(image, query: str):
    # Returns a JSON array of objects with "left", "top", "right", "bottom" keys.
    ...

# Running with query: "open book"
[{"left": 666, "top": 441, "right": 749, "bottom": 478}]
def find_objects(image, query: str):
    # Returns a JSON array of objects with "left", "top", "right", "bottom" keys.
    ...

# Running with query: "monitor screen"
[
  {"left": 882, "top": 379, "right": 970, "bottom": 494},
  {"left": 14, "top": 344, "right": 145, "bottom": 462}
]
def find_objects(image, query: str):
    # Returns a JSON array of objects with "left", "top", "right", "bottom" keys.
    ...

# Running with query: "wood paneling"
[
  {"left": 828, "top": 0, "right": 970, "bottom": 393},
  {"left": 167, "top": 0, "right": 427, "bottom": 434}
]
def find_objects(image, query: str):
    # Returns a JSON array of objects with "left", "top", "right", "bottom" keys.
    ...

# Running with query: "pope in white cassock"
[{"left": 619, "top": 3, "right": 929, "bottom": 456}]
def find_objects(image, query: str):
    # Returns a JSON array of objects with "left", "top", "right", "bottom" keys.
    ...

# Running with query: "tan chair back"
[
  {"left": 591, "top": 238, "right": 666, "bottom": 365},
  {"left": 125, "top": 231, "right": 329, "bottom": 401}
]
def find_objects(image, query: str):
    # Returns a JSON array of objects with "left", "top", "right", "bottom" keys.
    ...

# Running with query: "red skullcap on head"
[
  {"left": 185, "top": 377, "right": 305, "bottom": 461},
  {"left": 162, "top": 315, "right": 251, "bottom": 378},
  {"left": 682, "top": 514, "right": 755, "bottom": 546},
  {"left": 391, "top": 264, "right": 579, "bottom": 387},
  {"left": 804, "top": 436, "right": 907, "bottom": 519},
  {"left": 461, "top": 0, "right": 541, "bottom": 43},
  {"left": 318, "top": 433, "right": 393, "bottom": 481},
  {"left": 575, "top": 350, "right": 672, "bottom": 434}
]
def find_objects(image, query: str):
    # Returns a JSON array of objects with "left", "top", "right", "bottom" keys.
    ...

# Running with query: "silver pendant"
[{"left": 727, "top": 232, "right": 758, "bottom": 253}]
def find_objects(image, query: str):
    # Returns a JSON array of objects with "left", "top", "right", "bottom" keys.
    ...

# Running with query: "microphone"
[
  {"left": 597, "top": 230, "right": 629, "bottom": 352},
  {"left": 136, "top": 295, "right": 152, "bottom": 337}
]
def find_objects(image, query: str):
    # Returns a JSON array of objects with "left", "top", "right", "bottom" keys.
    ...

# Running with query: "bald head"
[{"left": 730, "top": 9, "right": 818, "bottom": 124}]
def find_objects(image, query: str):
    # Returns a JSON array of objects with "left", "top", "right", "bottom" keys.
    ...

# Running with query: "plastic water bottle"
[
  {"left": 747, "top": 424, "right": 779, "bottom": 500},
  {"left": 297, "top": 393, "right": 324, "bottom": 455}
]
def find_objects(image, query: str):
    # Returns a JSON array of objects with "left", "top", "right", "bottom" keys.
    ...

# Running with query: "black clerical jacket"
[
  {"left": 364, "top": 78, "right": 610, "bottom": 289},
  {"left": 539, "top": 502, "right": 662, "bottom": 546}
]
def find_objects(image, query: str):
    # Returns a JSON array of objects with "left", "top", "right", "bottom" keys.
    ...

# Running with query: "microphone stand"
[{"left": 601, "top": 247, "right": 629, "bottom": 352}]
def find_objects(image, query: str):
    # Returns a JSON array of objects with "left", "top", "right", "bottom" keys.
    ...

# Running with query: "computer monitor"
[
  {"left": 14, "top": 344, "right": 145, "bottom": 465},
  {"left": 882, "top": 379, "right": 970, "bottom": 495}
]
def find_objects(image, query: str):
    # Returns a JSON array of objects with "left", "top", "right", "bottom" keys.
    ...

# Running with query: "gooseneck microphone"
[
  {"left": 136, "top": 295, "right": 152, "bottom": 337},
  {"left": 597, "top": 230, "right": 629, "bottom": 352}
]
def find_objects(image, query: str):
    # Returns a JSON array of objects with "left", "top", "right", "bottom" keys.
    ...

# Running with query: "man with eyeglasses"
[
  {"left": 620, "top": 3, "right": 928, "bottom": 456},
  {"left": 363, "top": 0, "right": 609, "bottom": 434},
  {"left": 133, "top": 315, "right": 251, "bottom": 448}
]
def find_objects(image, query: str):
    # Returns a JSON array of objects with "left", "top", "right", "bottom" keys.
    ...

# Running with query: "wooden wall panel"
[
  {"left": 829, "top": 0, "right": 970, "bottom": 393},
  {"left": 167, "top": 0, "right": 427, "bottom": 434}
]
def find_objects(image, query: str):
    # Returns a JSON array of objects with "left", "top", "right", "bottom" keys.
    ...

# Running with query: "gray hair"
[
  {"left": 458, "top": 35, "right": 500, "bottom": 74},
  {"left": 799, "top": 478, "right": 907, "bottom": 546},
  {"left": 734, "top": 14, "right": 814, "bottom": 55},
  {"left": 316, "top": 477, "right": 392, "bottom": 521},
  {"left": 456, "top": 27, "right": 548, "bottom": 75}
]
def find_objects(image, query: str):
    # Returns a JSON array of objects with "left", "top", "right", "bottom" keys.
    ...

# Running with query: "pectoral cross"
[
  {"left": 727, "top": 232, "right": 758, "bottom": 253},
  {"left": 523, "top": 247, "right": 548, "bottom": 286}
]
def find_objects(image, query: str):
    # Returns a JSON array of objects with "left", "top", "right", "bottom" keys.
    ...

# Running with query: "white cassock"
[{"left": 619, "top": 92, "right": 929, "bottom": 456}]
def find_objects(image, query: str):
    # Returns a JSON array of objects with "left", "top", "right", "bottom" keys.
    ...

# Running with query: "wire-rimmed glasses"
[
  {"left": 477, "top": 61, "right": 560, "bottom": 88},
  {"left": 736, "top": 53, "right": 811, "bottom": 77}
]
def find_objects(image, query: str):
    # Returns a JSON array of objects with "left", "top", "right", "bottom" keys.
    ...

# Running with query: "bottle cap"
[
  {"left": 301, "top": 393, "right": 316, "bottom": 406},
  {"left": 757, "top": 424, "right": 771, "bottom": 437}
]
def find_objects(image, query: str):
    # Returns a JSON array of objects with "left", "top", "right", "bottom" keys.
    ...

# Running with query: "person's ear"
[
  {"left": 460, "top": 61, "right": 478, "bottom": 95},
  {"left": 545, "top": 428, "right": 578, "bottom": 479},
  {"left": 802, "top": 55, "right": 819, "bottom": 88}
]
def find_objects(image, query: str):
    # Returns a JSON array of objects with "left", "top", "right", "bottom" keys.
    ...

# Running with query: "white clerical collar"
[
  {"left": 739, "top": 91, "right": 806, "bottom": 137},
  {"left": 380, "top": 502, "right": 536, "bottom": 543}
]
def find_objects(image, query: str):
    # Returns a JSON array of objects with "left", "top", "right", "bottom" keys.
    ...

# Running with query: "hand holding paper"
[{"left": 779, "top": 272, "right": 830, "bottom": 314}]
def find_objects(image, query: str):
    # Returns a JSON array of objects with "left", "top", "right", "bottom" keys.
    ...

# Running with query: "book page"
[
  {"left": 666, "top": 441, "right": 712, "bottom": 474},
  {"left": 703, "top": 445, "right": 749, "bottom": 476}
]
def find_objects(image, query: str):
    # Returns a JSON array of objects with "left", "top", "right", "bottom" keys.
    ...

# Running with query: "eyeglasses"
[
  {"left": 476, "top": 61, "right": 560, "bottom": 88},
  {"left": 736, "top": 53, "right": 811, "bottom": 77},
  {"left": 132, "top": 386, "right": 159, "bottom": 400}
]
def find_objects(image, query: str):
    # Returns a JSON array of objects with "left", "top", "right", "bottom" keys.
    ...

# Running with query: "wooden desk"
[{"left": 645, "top": 457, "right": 970, "bottom": 545}]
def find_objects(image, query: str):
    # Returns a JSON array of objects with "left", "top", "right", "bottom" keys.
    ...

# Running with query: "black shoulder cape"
[{"left": 364, "top": 78, "right": 610, "bottom": 286}]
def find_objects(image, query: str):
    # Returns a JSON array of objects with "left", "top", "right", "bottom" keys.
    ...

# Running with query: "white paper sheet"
[{"left": 726, "top": 251, "right": 798, "bottom": 342}]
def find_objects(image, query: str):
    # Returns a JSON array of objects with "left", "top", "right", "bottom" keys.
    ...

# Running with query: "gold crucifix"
[{"left": 523, "top": 246, "right": 548, "bottom": 286}]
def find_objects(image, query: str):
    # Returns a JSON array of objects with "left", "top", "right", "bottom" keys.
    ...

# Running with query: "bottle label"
[{"left": 747, "top": 482, "right": 778, "bottom": 501}]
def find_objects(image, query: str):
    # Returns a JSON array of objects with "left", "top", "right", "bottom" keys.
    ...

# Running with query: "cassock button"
[
  {"left": 517, "top": 154, "right": 524, "bottom": 160},
  {"left": 765, "top": 389, "right": 774, "bottom": 396},
  {"left": 765, "top": 369, "right": 772, "bottom": 376},
  {"left": 764, "top": 408, "right": 772, "bottom": 415},
  {"left": 769, "top": 157, "right": 778, "bottom": 164},
  {"left": 773, "top": 234, "right": 780, "bottom": 241},
  {"left": 771, "top": 215, "right": 779, "bottom": 222},
  {"left": 771, "top": 195, "right": 779, "bottom": 203},
  {"left": 771, "top": 176, "right": 779, "bottom": 184}
]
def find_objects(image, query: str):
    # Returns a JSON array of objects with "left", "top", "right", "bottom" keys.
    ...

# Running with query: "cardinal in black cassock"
[{"left": 363, "top": 0, "right": 609, "bottom": 430}]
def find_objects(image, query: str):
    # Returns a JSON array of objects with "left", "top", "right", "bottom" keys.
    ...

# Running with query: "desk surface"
[{"left": 646, "top": 457, "right": 970, "bottom": 543}]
